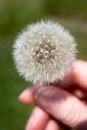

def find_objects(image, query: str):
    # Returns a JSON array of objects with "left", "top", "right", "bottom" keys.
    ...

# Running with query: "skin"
[{"left": 19, "top": 60, "right": 87, "bottom": 130}]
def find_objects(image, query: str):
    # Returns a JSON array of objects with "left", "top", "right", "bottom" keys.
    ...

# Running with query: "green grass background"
[{"left": 0, "top": 0, "right": 87, "bottom": 130}]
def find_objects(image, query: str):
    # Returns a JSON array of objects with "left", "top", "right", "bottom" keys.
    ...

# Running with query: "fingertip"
[
  {"left": 18, "top": 88, "right": 34, "bottom": 104},
  {"left": 45, "top": 119, "right": 60, "bottom": 130},
  {"left": 18, "top": 83, "right": 40, "bottom": 104}
]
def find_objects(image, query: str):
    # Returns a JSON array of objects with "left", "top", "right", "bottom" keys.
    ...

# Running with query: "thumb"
[{"left": 35, "top": 85, "right": 87, "bottom": 129}]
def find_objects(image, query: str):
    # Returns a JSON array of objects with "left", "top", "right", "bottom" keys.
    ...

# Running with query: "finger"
[
  {"left": 18, "top": 84, "right": 39, "bottom": 104},
  {"left": 67, "top": 86, "right": 87, "bottom": 100},
  {"left": 45, "top": 119, "right": 60, "bottom": 130},
  {"left": 35, "top": 85, "right": 87, "bottom": 128},
  {"left": 18, "top": 82, "right": 48, "bottom": 104},
  {"left": 72, "top": 60, "right": 87, "bottom": 89},
  {"left": 25, "top": 106, "right": 49, "bottom": 130},
  {"left": 52, "top": 60, "right": 87, "bottom": 89}
]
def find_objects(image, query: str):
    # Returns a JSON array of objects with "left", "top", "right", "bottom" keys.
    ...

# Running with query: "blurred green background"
[{"left": 0, "top": 0, "right": 87, "bottom": 130}]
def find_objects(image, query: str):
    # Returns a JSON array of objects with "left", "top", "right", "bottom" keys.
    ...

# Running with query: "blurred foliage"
[
  {"left": 0, "top": 0, "right": 87, "bottom": 130},
  {"left": 43, "top": 0, "right": 87, "bottom": 18},
  {"left": 0, "top": 0, "right": 87, "bottom": 37}
]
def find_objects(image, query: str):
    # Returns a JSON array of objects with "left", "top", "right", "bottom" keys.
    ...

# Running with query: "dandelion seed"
[{"left": 13, "top": 20, "right": 77, "bottom": 84}]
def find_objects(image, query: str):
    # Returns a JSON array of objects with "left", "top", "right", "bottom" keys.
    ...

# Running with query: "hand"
[{"left": 19, "top": 60, "right": 87, "bottom": 130}]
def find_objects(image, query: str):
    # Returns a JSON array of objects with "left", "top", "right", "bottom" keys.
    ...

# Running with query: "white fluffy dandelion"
[{"left": 13, "top": 20, "right": 77, "bottom": 84}]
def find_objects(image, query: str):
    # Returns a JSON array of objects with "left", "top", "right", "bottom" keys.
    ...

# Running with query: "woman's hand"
[{"left": 19, "top": 60, "right": 87, "bottom": 130}]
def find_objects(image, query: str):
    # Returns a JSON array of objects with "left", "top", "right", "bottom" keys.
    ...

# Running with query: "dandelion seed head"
[{"left": 13, "top": 20, "right": 77, "bottom": 84}]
